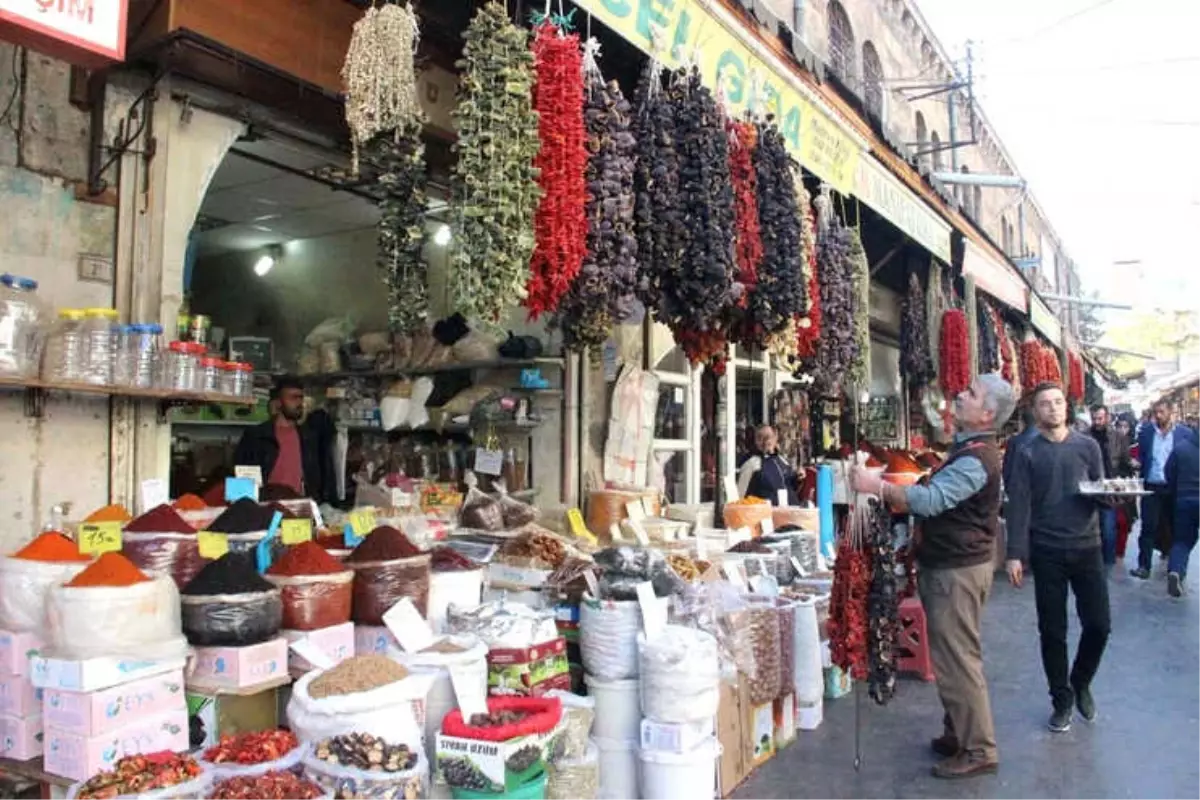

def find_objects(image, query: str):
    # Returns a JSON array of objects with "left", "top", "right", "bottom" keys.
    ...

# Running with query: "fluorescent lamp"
[
  {"left": 434, "top": 224, "right": 451, "bottom": 246},
  {"left": 253, "top": 254, "right": 275, "bottom": 276}
]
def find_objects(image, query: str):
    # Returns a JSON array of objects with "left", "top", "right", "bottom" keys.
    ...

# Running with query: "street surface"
[{"left": 735, "top": 541, "right": 1200, "bottom": 799}]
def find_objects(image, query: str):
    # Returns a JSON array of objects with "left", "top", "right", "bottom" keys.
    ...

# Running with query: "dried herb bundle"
[
  {"left": 362, "top": 122, "right": 429, "bottom": 333},
  {"left": 900, "top": 272, "right": 934, "bottom": 386},
  {"left": 526, "top": 23, "right": 588, "bottom": 320},
  {"left": 554, "top": 50, "right": 638, "bottom": 353},
  {"left": 449, "top": 3, "right": 540, "bottom": 327}
]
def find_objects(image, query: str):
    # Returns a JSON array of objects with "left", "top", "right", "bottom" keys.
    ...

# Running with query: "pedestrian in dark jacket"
[
  {"left": 1131, "top": 399, "right": 1197, "bottom": 579},
  {"left": 1088, "top": 405, "right": 1119, "bottom": 566},
  {"left": 1165, "top": 433, "right": 1199, "bottom": 597},
  {"left": 234, "top": 376, "right": 333, "bottom": 503}
]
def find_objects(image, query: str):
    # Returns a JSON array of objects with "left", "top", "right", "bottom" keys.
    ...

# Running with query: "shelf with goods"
[
  {"left": 0, "top": 375, "right": 255, "bottom": 419},
  {"left": 293, "top": 357, "right": 565, "bottom": 387}
]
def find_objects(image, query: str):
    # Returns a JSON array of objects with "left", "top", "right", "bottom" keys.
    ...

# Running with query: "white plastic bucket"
[
  {"left": 593, "top": 736, "right": 638, "bottom": 800},
  {"left": 427, "top": 569, "right": 483, "bottom": 633},
  {"left": 584, "top": 673, "right": 640, "bottom": 742},
  {"left": 639, "top": 736, "right": 721, "bottom": 800},
  {"left": 793, "top": 598, "right": 824, "bottom": 705}
]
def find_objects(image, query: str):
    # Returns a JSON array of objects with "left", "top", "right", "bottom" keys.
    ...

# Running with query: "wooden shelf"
[
  {"left": 295, "top": 357, "right": 565, "bottom": 385},
  {"left": 0, "top": 375, "right": 255, "bottom": 418}
]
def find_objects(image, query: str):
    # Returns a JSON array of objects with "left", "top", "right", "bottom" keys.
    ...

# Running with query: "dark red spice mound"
[
  {"left": 346, "top": 526, "right": 422, "bottom": 563},
  {"left": 267, "top": 541, "right": 345, "bottom": 576},
  {"left": 124, "top": 504, "right": 196, "bottom": 534},
  {"left": 430, "top": 546, "right": 478, "bottom": 572}
]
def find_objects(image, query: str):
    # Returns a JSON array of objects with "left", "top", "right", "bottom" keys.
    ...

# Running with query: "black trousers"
[
  {"left": 1030, "top": 545, "right": 1112, "bottom": 711},
  {"left": 1138, "top": 486, "right": 1173, "bottom": 570}
]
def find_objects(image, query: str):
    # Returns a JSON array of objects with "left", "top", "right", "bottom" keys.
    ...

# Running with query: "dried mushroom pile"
[{"left": 449, "top": 2, "right": 540, "bottom": 327}]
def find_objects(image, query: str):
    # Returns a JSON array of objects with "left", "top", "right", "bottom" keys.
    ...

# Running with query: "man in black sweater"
[{"left": 1006, "top": 382, "right": 1109, "bottom": 733}]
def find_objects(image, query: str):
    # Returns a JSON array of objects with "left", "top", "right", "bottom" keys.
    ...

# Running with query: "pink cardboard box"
[
  {"left": 189, "top": 638, "right": 288, "bottom": 690},
  {"left": 0, "top": 674, "right": 42, "bottom": 717},
  {"left": 354, "top": 625, "right": 398, "bottom": 656},
  {"left": 43, "top": 709, "right": 188, "bottom": 782},
  {"left": 43, "top": 670, "right": 186, "bottom": 737},
  {"left": 283, "top": 622, "right": 354, "bottom": 674},
  {"left": 0, "top": 714, "right": 43, "bottom": 760},
  {"left": 0, "top": 630, "right": 45, "bottom": 677}
]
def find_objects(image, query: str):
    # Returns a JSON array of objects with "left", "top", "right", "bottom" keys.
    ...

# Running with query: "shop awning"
[
  {"left": 853, "top": 156, "right": 952, "bottom": 263},
  {"left": 1028, "top": 292, "right": 1062, "bottom": 343},
  {"left": 961, "top": 240, "right": 1027, "bottom": 313}
]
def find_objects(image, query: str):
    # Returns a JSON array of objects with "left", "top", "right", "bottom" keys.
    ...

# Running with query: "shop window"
[
  {"left": 914, "top": 111, "right": 928, "bottom": 169},
  {"left": 862, "top": 42, "right": 885, "bottom": 121},
  {"left": 930, "top": 131, "right": 943, "bottom": 172},
  {"left": 828, "top": 1, "right": 856, "bottom": 84}
]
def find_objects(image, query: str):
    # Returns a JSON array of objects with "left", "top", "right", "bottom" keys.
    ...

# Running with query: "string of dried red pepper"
[
  {"left": 795, "top": 203, "right": 821, "bottom": 359},
  {"left": 992, "top": 307, "right": 1014, "bottom": 383},
  {"left": 939, "top": 309, "right": 971, "bottom": 398},
  {"left": 525, "top": 23, "right": 588, "bottom": 320},
  {"left": 1068, "top": 352, "right": 1085, "bottom": 402},
  {"left": 727, "top": 119, "right": 763, "bottom": 314},
  {"left": 829, "top": 527, "right": 871, "bottom": 681}
]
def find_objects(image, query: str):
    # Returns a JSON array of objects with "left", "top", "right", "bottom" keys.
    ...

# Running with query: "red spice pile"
[
  {"left": 346, "top": 526, "right": 422, "bottom": 562},
  {"left": 430, "top": 546, "right": 478, "bottom": 572},
  {"left": 124, "top": 504, "right": 196, "bottom": 534},
  {"left": 266, "top": 541, "right": 345, "bottom": 577}
]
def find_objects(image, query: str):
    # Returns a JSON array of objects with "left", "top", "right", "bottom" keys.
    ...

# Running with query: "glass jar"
[
  {"left": 111, "top": 325, "right": 136, "bottom": 387},
  {"left": 226, "top": 361, "right": 253, "bottom": 397},
  {"left": 0, "top": 274, "right": 50, "bottom": 378},
  {"left": 80, "top": 308, "right": 118, "bottom": 386},
  {"left": 164, "top": 341, "right": 199, "bottom": 392},
  {"left": 42, "top": 309, "right": 86, "bottom": 383},
  {"left": 197, "top": 356, "right": 223, "bottom": 394},
  {"left": 132, "top": 324, "right": 162, "bottom": 389}
]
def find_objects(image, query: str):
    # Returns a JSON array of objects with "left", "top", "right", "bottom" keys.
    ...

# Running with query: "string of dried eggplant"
[
  {"left": 900, "top": 272, "right": 934, "bottom": 387},
  {"left": 866, "top": 500, "right": 898, "bottom": 706}
]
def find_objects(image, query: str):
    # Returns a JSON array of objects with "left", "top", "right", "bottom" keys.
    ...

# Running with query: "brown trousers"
[{"left": 918, "top": 561, "right": 998, "bottom": 761}]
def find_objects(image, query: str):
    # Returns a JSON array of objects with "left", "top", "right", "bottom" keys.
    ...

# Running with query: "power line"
[{"left": 986, "top": 0, "right": 1122, "bottom": 46}]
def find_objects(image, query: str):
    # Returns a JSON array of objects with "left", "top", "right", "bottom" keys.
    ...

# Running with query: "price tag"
[
  {"left": 197, "top": 531, "right": 228, "bottom": 560},
  {"left": 791, "top": 556, "right": 810, "bottom": 578},
  {"left": 235, "top": 465, "right": 263, "bottom": 486},
  {"left": 348, "top": 508, "right": 378, "bottom": 537},
  {"left": 583, "top": 568, "right": 600, "bottom": 598},
  {"left": 625, "top": 500, "right": 646, "bottom": 521},
  {"left": 382, "top": 597, "right": 435, "bottom": 654},
  {"left": 256, "top": 512, "right": 282, "bottom": 573},
  {"left": 723, "top": 561, "right": 747, "bottom": 591},
  {"left": 78, "top": 522, "right": 122, "bottom": 555},
  {"left": 225, "top": 477, "right": 258, "bottom": 503},
  {"left": 723, "top": 476, "right": 740, "bottom": 502},
  {"left": 140, "top": 478, "right": 168, "bottom": 513},
  {"left": 777, "top": 489, "right": 789, "bottom": 507},
  {"left": 567, "top": 508, "right": 597, "bottom": 545},
  {"left": 628, "top": 518, "right": 650, "bottom": 547},
  {"left": 289, "top": 637, "right": 334, "bottom": 671},
  {"left": 281, "top": 518, "right": 313, "bottom": 545},
  {"left": 760, "top": 517, "right": 775, "bottom": 537},
  {"left": 636, "top": 581, "right": 667, "bottom": 639},
  {"left": 449, "top": 663, "right": 488, "bottom": 719},
  {"left": 473, "top": 448, "right": 504, "bottom": 476}
]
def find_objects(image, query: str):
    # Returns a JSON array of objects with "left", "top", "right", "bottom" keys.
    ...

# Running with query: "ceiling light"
[
  {"left": 253, "top": 254, "right": 274, "bottom": 276},
  {"left": 434, "top": 224, "right": 451, "bottom": 246}
]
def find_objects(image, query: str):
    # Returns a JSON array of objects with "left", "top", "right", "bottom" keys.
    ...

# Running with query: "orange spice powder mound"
[
  {"left": 172, "top": 494, "right": 208, "bottom": 512},
  {"left": 12, "top": 532, "right": 91, "bottom": 562},
  {"left": 65, "top": 552, "right": 150, "bottom": 587},
  {"left": 84, "top": 504, "right": 132, "bottom": 523}
]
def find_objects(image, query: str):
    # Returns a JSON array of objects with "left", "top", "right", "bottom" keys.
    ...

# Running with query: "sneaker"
[
  {"left": 1130, "top": 567, "right": 1151, "bottom": 580},
  {"left": 931, "top": 733, "right": 960, "bottom": 758},
  {"left": 931, "top": 750, "right": 998, "bottom": 779},
  {"left": 1168, "top": 572, "right": 1184, "bottom": 598},
  {"left": 1048, "top": 707, "right": 1073, "bottom": 733},
  {"left": 1074, "top": 685, "right": 1097, "bottom": 722}
]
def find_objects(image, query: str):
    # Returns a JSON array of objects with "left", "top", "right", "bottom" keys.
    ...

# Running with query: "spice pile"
[
  {"left": 183, "top": 552, "right": 275, "bottom": 596},
  {"left": 172, "top": 493, "right": 208, "bottom": 511},
  {"left": 203, "top": 729, "right": 299, "bottom": 765},
  {"left": 430, "top": 546, "right": 478, "bottom": 572},
  {"left": 209, "top": 498, "right": 278, "bottom": 534},
  {"left": 309, "top": 655, "right": 410, "bottom": 699},
  {"left": 268, "top": 541, "right": 346, "bottom": 576},
  {"left": 12, "top": 531, "right": 89, "bottom": 562},
  {"left": 346, "top": 527, "right": 422, "bottom": 562},
  {"left": 65, "top": 552, "right": 149, "bottom": 587},
  {"left": 211, "top": 771, "right": 323, "bottom": 800},
  {"left": 469, "top": 709, "right": 531, "bottom": 727},
  {"left": 314, "top": 733, "right": 419, "bottom": 772},
  {"left": 420, "top": 638, "right": 470, "bottom": 655},
  {"left": 73, "top": 752, "right": 201, "bottom": 799},
  {"left": 124, "top": 504, "right": 196, "bottom": 534},
  {"left": 84, "top": 504, "right": 132, "bottom": 523}
]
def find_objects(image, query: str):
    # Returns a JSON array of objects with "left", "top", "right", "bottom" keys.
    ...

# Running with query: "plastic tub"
[
  {"left": 180, "top": 589, "right": 283, "bottom": 646},
  {"left": 638, "top": 737, "right": 720, "bottom": 800},
  {"left": 428, "top": 568, "right": 484, "bottom": 634},
  {"left": 582, "top": 674, "right": 640, "bottom": 743},
  {"left": 592, "top": 737, "right": 637, "bottom": 800},
  {"left": 450, "top": 772, "right": 545, "bottom": 800}
]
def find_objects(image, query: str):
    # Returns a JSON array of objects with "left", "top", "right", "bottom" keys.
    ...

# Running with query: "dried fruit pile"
[
  {"left": 469, "top": 709, "right": 531, "bottom": 727},
  {"left": 313, "top": 732, "right": 419, "bottom": 772},
  {"left": 74, "top": 753, "right": 201, "bottom": 799},
  {"left": 526, "top": 22, "right": 588, "bottom": 320},
  {"left": 939, "top": 309, "right": 971, "bottom": 398},
  {"left": 211, "top": 771, "right": 323, "bottom": 800},
  {"left": 203, "top": 729, "right": 299, "bottom": 765},
  {"left": 900, "top": 272, "right": 934, "bottom": 386},
  {"left": 449, "top": 2, "right": 540, "bottom": 326}
]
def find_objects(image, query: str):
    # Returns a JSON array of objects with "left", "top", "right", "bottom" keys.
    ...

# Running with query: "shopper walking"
[
  {"left": 1131, "top": 399, "right": 1194, "bottom": 579},
  {"left": 1112, "top": 416, "right": 1138, "bottom": 560},
  {"left": 1005, "top": 382, "right": 1109, "bottom": 733},
  {"left": 853, "top": 373, "right": 1016, "bottom": 779},
  {"left": 1165, "top": 433, "right": 1199, "bottom": 597},
  {"left": 1088, "top": 405, "right": 1119, "bottom": 566}
]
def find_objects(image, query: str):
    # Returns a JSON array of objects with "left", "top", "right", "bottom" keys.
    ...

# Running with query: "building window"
[
  {"left": 914, "top": 111, "right": 928, "bottom": 170},
  {"left": 972, "top": 185, "right": 983, "bottom": 222},
  {"left": 862, "top": 41, "right": 884, "bottom": 120},
  {"left": 930, "top": 131, "right": 943, "bottom": 172},
  {"left": 828, "top": 1, "right": 855, "bottom": 83}
]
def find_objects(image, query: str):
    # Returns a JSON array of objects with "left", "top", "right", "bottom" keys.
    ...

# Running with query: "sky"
[{"left": 911, "top": 0, "right": 1200, "bottom": 326}]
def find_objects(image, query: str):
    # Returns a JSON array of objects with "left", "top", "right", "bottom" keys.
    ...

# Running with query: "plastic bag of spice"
[
  {"left": 286, "top": 665, "right": 434, "bottom": 751},
  {"left": 459, "top": 486, "right": 505, "bottom": 532},
  {"left": 347, "top": 555, "right": 432, "bottom": 625},
  {"left": 121, "top": 533, "right": 205, "bottom": 591},
  {"left": 301, "top": 742, "right": 428, "bottom": 800},
  {"left": 265, "top": 571, "right": 354, "bottom": 631},
  {"left": 180, "top": 590, "right": 284, "bottom": 647},
  {"left": 0, "top": 553, "right": 91, "bottom": 632},
  {"left": 48, "top": 575, "right": 188, "bottom": 660}
]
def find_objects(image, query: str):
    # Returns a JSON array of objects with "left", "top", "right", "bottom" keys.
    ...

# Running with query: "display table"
[{"left": 0, "top": 756, "right": 73, "bottom": 799}]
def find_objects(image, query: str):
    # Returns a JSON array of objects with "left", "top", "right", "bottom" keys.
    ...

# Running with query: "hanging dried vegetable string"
[
  {"left": 526, "top": 22, "right": 588, "bottom": 320},
  {"left": 991, "top": 306, "right": 1013, "bottom": 383},
  {"left": 976, "top": 297, "right": 999, "bottom": 374},
  {"left": 830, "top": 503, "right": 871, "bottom": 680},
  {"left": 925, "top": 259, "right": 946, "bottom": 377},
  {"left": 554, "top": 40, "right": 638, "bottom": 353},
  {"left": 1043, "top": 346, "right": 1063, "bottom": 384},
  {"left": 449, "top": 3, "right": 540, "bottom": 327},
  {"left": 726, "top": 119, "right": 763, "bottom": 317},
  {"left": 342, "top": 3, "right": 422, "bottom": 175},
  {"left": 964, "top": 276, "right": 980, "bottom": 384},
  {"left": 900, "top": 272, "right": 934, "bottom": 386},
  {"left": 866, "top": 500, "right": 898, "bottom": 705},
  {"left": 749, "top": 118, "right": 805, "bottom": 352},
  {"left": 1068, "top": 352, "right": 1085, "bottom": 402},
  {"left": 939, "top": 309, "right": 971, "bottom": 398},
  {"left": 847, "top": 224, "right": 871, "bottom": 389},
  {"left": 794, "top": 188, "right": 821, "bottom": 361},
  {"left": 808, "top": 192, "right": 859, "bottom": 392},
  {"left": 633, "top": 57, "right": 683, "bottom": 317},
  {"left": 1020, "top": 337, "right": 1043, "bottom": 394}
]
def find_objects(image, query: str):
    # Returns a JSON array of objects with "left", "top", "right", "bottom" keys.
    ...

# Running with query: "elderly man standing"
[{"left": 853, "top": 373, "right": 1016, "bottom": 780}]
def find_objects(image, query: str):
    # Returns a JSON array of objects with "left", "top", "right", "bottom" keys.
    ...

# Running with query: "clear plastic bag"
[
  {"left": 180, "top": 589, "right": 283, "bottom": 646},
  {"left": 121, "top": 531, "right": 206, "bottom": 591},
  {"left": 459, "top": 486, "right": 504, "bottom": 532},
  {"left": 47, "top": 575, "right": 188, "bottom": 660},
  {"left": 0, "top": 555, "right": 89, "bottom": 632},
  {"left": 544, "top": 690, "right": 594, "bottom": 759},
  {"left": 671, "top": 581, "right": 757, "bottom": 682},
  {"left": 592, "top": 547, "right": 685, "bottom": 600},
  {"left": 349, "top": 555, "right": 432, "bottom": 625},
  {"left": 547, "top": 741, "right": 598, "bottom": 800},
  {"left": 302, "top": 744, "right": 428, "bottom": 799},
  {"left": 775, "top": 599, "right": 797, "bottom": 698},
  {"left": 200, "top": 742, "right": 305, "bottom": 780},
  {"left": 580, "top": 593, "right": 666, "bottom": 681},
  {"left": 266, "top": 571, "right": 354, "bottom": 631},
  {"left": 743, "top": 596, "right": 782, "bottom": 706},
  {"left": 638, "top": 626, "right": 720, "bottom": 723},
  {"left": 494, "top": 483, "right": 538, "bottom": 529},
  {"left": 67, "top": 772, "right": 213, "bottom": 800}
]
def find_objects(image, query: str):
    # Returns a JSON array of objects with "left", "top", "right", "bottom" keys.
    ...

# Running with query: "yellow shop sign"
[{"left": 574, "top": 0, "right": 863, "bottom": 193}]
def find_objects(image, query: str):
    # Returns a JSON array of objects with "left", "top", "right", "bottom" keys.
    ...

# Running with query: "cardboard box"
[
  {"left": 640, "top": 717, "right": 715, "bottom": 754},
  {"left": 31, "top": 655, "right": 185, "bottom": 693},
  {"left": 773, "top": 693, "right": 796, "bottom": 748},
  {"left": 186, "top": 688, "right": 281, "bottom": 751},
  {"left": 0, "top": 673, "right": 42, "bottom": 717},
  {"left": 716, "top": 678, "right": 750, "bottom": 797},
  {"left": 435, "top": 727, "right": 560, "bottom": 794},
  {"left": 0, "top": 713, "right": 43, "bottom": 760},
  {"left": 189, "top": 639, "right": 289, "bottom": 691},
  {"left": 487, "top": 638, "right": 570, "bottom": 697},
  {"left": 43, "top": 670, "right": 186, "bottom": 737},
  {"left": 43, "top": 709, "right": 188, "bottom": 782},
  {"left": 748, "top": 701, "right": 775, "bottom": 767},
  {"left": 353, "top": 625, "right": 398, "bottom": 656},
  {"left": 0, "top": 630, "right": 45, "bottom": 677},
  {"left": 796, "top": 700, "right": 823, "bottom": 731},
  {"left": 282, "top": 623, "right": 354, "bottom": 674}
]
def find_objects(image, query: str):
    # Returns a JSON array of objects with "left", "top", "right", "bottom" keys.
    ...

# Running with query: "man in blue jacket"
[
  {"left": 1131, "top": 399, "right": 1196, "bottom": 579},
  {"left": 1165, "top": 433, "right": 1199, "bottom": 597}
]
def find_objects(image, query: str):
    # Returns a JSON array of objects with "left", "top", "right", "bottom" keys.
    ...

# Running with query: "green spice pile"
[
  {"left": 449, "top": 2, "right": 540, "bottom": 327},
  {"left": 314, "top": 733, "right": 419, "bottom": 772}
]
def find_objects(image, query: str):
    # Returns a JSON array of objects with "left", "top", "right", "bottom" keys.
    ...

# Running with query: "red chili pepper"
[
  {"left": 204, "top": 729, "right": 298, "bottom": 765},
  {"left": 939, "top": 309, "right": 970, "bottom": 398}
]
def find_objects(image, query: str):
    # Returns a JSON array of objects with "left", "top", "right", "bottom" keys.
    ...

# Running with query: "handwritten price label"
[
  {"left": 348, "top": 508, "right": 378, "bottom": 537},
  {"left": 567, "top": 508, "right": 597, "bottom": 544},
  {"left": 197, "top": 531, "right": 229, "bottom": 560},
  {"left": 77, "top": 522, "right": 122, "bottom": 555},
  {"left": 280, "top": 518, "right": 313, "bottom": 545}
]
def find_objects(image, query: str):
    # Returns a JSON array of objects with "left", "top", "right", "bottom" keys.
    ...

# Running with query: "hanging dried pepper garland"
[
  {"left": 1043, "top": 346, "right": 1063, "bottom": 384},
  {"left": 867, "top": 501, "right": 898, "bottom": 706},
  {"left": 1020, "top": 338, "right": 1043, "bottom": 393},
  {"left": 964, "top": 276, "right": 980, "bottom": 384},
  {"left": 977, "top": 298, "right": 1000, "bottom": 374},
  {"left": 525, "top": 22, "right": 588, "bottom": 320},
  {"left": 830, "top": 505, "right": 872, "bottom": 681},
  {"left": 727, "top": 119, "right": 762, "bottom": 315},
  {"left": 554, "top": 42, "right": 638, "bottom": 353},
  {"left": 449, "top": 3, "right": 540, "bottom": 327},
  {"left": 748, "top": 118, "right": 805, "bottom": 348},
  {"left": 939, "top": 309, "right": 971, "bottom": 397},
  {"left": 633, "top": 59, "right": 683, "bottom": 315},
  {"left": 794, "top": 192, "right": 821, "bottom": 360},
  {"left": 991, "top": 306, "right": 1014, "bottom": 383},
  {"left": 900, "top": 272, "right": 934, "bottom": 386},
  {"left": 1068, "top": 352, "right": 1085, "bottom": 402},
  {"left": 925, "top": 260, "right": 947, "bottom": 377}
]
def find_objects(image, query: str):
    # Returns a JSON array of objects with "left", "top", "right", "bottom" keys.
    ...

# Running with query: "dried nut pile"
[
  {"left": 314, "top": 733, "right": 419, "bottom": 772},
  {"left": 500, "top": 532, "right": 565, "bottom": 567},
  {"left": 468, "top": 710, "right": 530, "bottom": 727},
  {"left": 309, "top": 656, "right": 409, "bottom": 699},
  {"left": 746, "top": 603, "right": 782, "bottom": 706}
]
